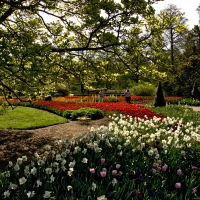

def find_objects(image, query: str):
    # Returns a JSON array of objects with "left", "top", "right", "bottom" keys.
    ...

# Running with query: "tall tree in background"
[
  {"left": 113, "top": 13, "right": 167, "bottom": 87},
  {"left": 158, "top": 4, "right": 188, "bottom": 69},
  {"left": 177, "top": 25, "right": 200, "bottom": 96},
  {"left": 155, "top": 4, "right": 189, "bottom": 95}
]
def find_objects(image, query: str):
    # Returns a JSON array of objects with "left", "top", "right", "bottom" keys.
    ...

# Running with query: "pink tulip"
[
  {"left": 175, "top": 182, "right": 181, "bottom": 189},
  {"left": 162, "top": 164, "right": 168, "bottom": 172},
  {"left": 116, "top": 164, "right": 121, "bottom": 169},
  {"left": 102, "top": 168, "right": 107, "bottom": 172},
  {"left": 152, "top": 168, "right": 156, "bottom": 174},
  {"left": 177, "top": 169, "right": 182, "bottom": 175},
  {"left": 157, "top": 167, "right": 161, "bottom": 171},
  {"left": 192, "top": 166, "right": 197, "bottom": 170},
  {"left": 89, "top": 168, "right": 95, "bottom": 174},
  {"left": 112, "top": 170, "right": 117, "bottom": 176},
  {"left": 101, "top": 158, "right": 105, "bottom": 164},
  {"left": 157, "top": 160, "right": 162, "bottom": 164},
  {"left": 100, "top": 171, "right": 107, "bottom": 177}
]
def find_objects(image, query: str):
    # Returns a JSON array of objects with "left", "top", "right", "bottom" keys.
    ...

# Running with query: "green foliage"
[
  {"left": 162, "top": 79, "right": 178, "bottom": 96},
  {"left": 0, "top": 102, "right": 9, "bottom": 115},
  {"left": 0, "top": 0, "right": 165, "bottom": 99},
  {"left": 154, "top": 81, "right": 166, "bottom": 107},
  {"left": 62, "top": 110, "right": 74, "bottom": 119},
  {"left": 55, "top": 83, "right": 69, "bottom": 96},
  {"left": 0, "top": 106, "right": 67, "bottom": 129},
  {"left": 131, "top": 83, "right": 156, "bottom": 96},
  {"left": 71, "top": 107, "right": 104, "bottom": 120}
]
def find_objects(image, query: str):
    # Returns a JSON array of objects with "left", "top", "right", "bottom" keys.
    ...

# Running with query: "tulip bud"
[
  {"left": 89, "top": 168, "right": 95, "bottom": 174},
  {"left": 116, "top": 164, "right": 121, "bottom": 169},
  {"left": 162, "top": 164, "right": 168, "bottom": 172},
  {"left": 177, "top": 169, "right": 182, "bottom": 175},
  {"left": 152, "top": 168, "right": 156, "bottom": 175},
  {"left": 102, "top": 168, "right": 107, "bottom": 172},
  {"left": 100, "top": 171, "right": 106, "bottom": 177},
  {"left": 101, "top": 158, "right": 105, "bottom": 164},
  {"left": 157, "top": 167, "right": 161, "bottom": 171},
  {"left": 175, "top": 182, "right": 181, "bottom": 189},
  {"left": 157, "top": 160, "right": 162, "bottom": 164},
  {"left": 112, "top": 170, "right": 117, "bottom": 176}
]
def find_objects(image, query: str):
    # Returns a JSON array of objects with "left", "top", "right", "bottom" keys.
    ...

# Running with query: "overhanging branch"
[{"left": 51, "top": 43, "right": 121, "bottom": 52}]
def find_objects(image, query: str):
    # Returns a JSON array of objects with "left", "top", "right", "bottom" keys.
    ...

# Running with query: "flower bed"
[
  {"left": 1, "top": 114, "right": 200, "bottom": 199},
  {"left": 31, "top": 101, "right": 162, "bottom": 119}
]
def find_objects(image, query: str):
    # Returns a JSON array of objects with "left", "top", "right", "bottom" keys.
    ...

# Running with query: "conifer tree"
[
  {"left": 191, "top": 82, "right": 200, "bottom": 100},
  {"left": 154, "top": 81, "right": 166, "bottom": 107}
]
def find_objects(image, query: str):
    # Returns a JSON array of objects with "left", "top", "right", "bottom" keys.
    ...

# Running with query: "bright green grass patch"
[{"left": 0, "top": 106, "right": 68, "bottom": 129}]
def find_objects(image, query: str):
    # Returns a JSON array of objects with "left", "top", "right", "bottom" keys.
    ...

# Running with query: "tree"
[
  {"left": 154, "top": 4, "right": 190, "bottom": 95},
  {"left": 113, "top": 13, "right": 167, "bottom": 86},
  {"left": 154, "top": 81, "right": 166, "bottom": 107},
  {"left": 175, "top": 25, "right": 200, "bottom": 96},
  {"left": 0, "top": 0, "right": 163, "bottom": 98},
  {"left": 157, "top": 4, "right": 188, "bottom": 68}
]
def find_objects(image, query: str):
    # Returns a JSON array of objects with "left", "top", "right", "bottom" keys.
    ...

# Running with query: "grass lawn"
[{"left": 0, "top": 106, "right": 67, "bottom": 129}]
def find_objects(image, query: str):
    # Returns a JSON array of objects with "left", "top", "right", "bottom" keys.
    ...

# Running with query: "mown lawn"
[{"left": 0, "top": 106, "right": 67, "bottom": 129}]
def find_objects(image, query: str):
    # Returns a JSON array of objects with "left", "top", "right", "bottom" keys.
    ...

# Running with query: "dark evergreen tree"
[
  {"left": 154, "top": 81, "right": 166, "bottom": 107},
  {"left": 191, "top": 82, "right": 200, "bottom": 100}
]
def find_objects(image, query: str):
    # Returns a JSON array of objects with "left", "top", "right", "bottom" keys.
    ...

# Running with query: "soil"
[{"left": 0, "top": 117, "right": 111, "bottom": 171}]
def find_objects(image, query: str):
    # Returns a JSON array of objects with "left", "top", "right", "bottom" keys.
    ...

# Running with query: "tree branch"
[{"left": 51, "top": 43, "right": 121, "bottom": 52}]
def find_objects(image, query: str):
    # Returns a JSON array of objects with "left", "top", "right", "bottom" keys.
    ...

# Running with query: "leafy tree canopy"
[{"left": 0, "top": 0, "right": 170, "bottom": 99}]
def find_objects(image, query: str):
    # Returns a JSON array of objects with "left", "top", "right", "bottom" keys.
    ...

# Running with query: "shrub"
[
  {"left": 191, "top": 82, "right": 200, "bottom": 100},
  {"left": 154, "top": 81, "right": 166, "bottom": 107},
  {"left": 71, "top": 107, "right": 104, "bottom": 120},
  {"left": 62, "top": 110, "right": 74, "bottom": 119},
  {"left": 131, "top": 83, "right": 156, "bottom": 96}
]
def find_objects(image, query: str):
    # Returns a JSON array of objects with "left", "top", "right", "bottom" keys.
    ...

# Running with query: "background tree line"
[{"left": 0, "top": 0, "right": 200, "bottom": 99}]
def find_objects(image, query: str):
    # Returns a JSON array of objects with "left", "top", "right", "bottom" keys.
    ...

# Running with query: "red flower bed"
[{"left": 33, "top": 101, "right": 162, "bottom": 119}]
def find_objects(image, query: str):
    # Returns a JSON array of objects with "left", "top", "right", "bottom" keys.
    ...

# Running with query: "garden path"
[
  {"left": 0, "top": 117, "right": 111, "bottom": 170},
  {"left": 190, "top": 106, "right": 200, "bottom": 112}
]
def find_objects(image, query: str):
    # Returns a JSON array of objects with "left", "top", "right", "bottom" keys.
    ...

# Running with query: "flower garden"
[{"left": 1, "top": 95, "right": 200, "bottom": 199}]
